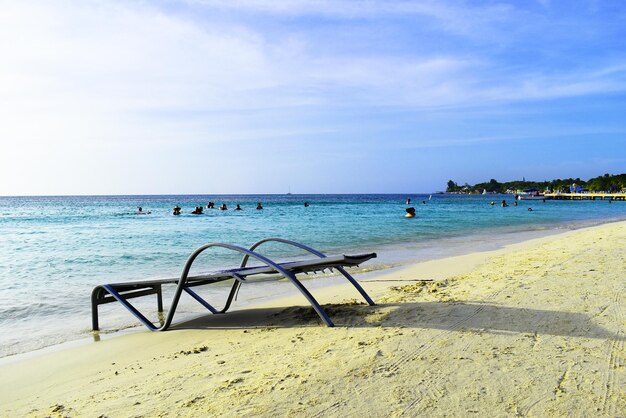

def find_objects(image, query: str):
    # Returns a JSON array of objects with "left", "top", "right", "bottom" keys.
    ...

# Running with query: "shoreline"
[
  {"left": 2, "top": 214, "right": 625, "bottom": 362},
  {"left": 1, "top": 220, "right": 625, "bottom": 416},
  {"left": 3, "top": 194, "right": 625, "bottom": 360}
]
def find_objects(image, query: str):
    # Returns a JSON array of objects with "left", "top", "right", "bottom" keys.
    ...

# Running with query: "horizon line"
[{"left": 0, "top": 192, "right": 445, "bottom": 198}]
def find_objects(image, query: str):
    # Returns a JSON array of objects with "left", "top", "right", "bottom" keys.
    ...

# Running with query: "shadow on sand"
[{"left": 171, "top": 301, "right": 619, "bottom": 340}]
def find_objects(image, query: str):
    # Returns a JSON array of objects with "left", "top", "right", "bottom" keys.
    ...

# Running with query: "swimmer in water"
[
  {"left": 405, "top": 207, "right": 416, "bottom": 218},
  {"left": 406, "top": 198, "right": 411, "bottom": 205},
  {"left": 235, "top": 204, "right": 242, "bottom": 211},
  {"left": 501, "top": 200, "right": 508, "bottom": 207},
  {"left": 256, "top": 202, "right": 263, "bottom": 210},
  {"left": 173, "top": 205, "right": 181, "bottom": 216},
  {"left": 304, "top": 202, "right": 309, "bottom": 207},
  {"left": 220, "top": 204, "right": 227, "bottom": 211},
  {"left": 528, "top": 207, "right": 533, "bottom": 212}
]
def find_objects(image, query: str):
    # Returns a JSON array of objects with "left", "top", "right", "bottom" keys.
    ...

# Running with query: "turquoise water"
[{"left": 1, "top": 194, "right": 625, "bottom": 357}]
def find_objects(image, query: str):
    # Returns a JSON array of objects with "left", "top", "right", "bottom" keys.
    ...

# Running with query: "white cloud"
[
  {"left": 186, "top": 0, "right": 514, "bottom": 34},
  {"left": 1, "top": 0, "right": 625, "bottom": 194},
  {"left": 2, "top": 0, "right": 624, "bottom": 141},
  {"left": 0, "top": 0, "right": 478, "bottom": 151}
]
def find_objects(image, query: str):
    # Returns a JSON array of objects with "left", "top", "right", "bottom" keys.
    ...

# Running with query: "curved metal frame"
[
  {"left": 231, "top": 237, "right": 374, "bottom": 307},
  {"left": 94, "top": 239, "right": 376, "bottom": 331}
]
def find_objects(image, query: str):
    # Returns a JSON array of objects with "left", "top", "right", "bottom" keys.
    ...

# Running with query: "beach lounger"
[{"left": 91, "top": 238, "right": 376, "bottom": 331}]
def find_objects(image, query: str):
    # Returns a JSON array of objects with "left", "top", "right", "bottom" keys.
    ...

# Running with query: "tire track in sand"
[
  {"left": 386, "top": 289, "right": 504, "bottom": 378},
  {"left": 401, "top": 254, "right": 595, "bottom": 417},
  {"left": 599, "top": 284, "right": 625, "bottom": 416},
  {"left": 310, "top": 289, "right": 505, "bottom": 418},
  {"left": 395, "top": 289, "right": 505, "bottom": 417}
]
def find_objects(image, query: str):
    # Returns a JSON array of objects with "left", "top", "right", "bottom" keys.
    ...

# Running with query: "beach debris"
[
  {"left": 385, "top": 279, "right": 454, "bottom": 303},
  {"left": 50, "top": 404, "right": 65, "bottom": 413},
  {"left": 181, "top": 396, "right": 205, "bottom": 408},
  {"left": 391, "top": 281, "right": 428, "bottom": 294},
  {"left": 179, "top": 345, "right": 209, "bottom": 355},
  {"left": 220, "top": 377, "right": 245, "bottom": 390}
]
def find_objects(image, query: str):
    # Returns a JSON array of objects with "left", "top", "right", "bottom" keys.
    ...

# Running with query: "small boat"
[{"left": 516, "top": 189, "right": 545, "bottom": 201}]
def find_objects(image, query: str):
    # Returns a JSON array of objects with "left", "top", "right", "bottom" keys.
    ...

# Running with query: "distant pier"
[{"left": 543, "top": 192, "right": 626, "bottom": 201}]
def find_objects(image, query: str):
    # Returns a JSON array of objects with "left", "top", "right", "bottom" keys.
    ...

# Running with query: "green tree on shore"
[
  {"left": 446, "top": 180, "right": 460, "bottom": 192},
  {"left": 446, "top": 173, "right": 625, "bottom": 194}
]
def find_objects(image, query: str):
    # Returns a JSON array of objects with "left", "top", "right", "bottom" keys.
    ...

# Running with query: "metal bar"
[
  {"left": 156, "top": 284, "right": 163, "bottom": 312},
  {"left": 220, "top": 281, "right": 241, "bottom": 313},
  {"left": 336, "top": 266, "right": 376, "bottom": 306},
  {"left": 245, "top": 237, "right": 327, "bottom": 263},
  {"left": 183, "top": 287, "right": 219, "bottom": 314},
  {"left": 101, "top": 285, "right": 157, "bottom": 331},
  {"left": 284, "top": 273, "right": 334, "bottom": 327},
  {"left": 184, "top": 278, "right": 231, "bottom": 288},
  {"left": 94, "top": 288, "right": 160, "bottom": 305},
  {"left": 220, "top": 273, "right": 245, "bottom": 313},
  {"left": 245, "top": 238, "right": 375, "bottom": 306},
  {"left": 91, "top": 287, "right": 102, "bottom": 331}
]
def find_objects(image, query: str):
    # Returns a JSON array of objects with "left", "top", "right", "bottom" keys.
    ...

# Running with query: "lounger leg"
[
  {"left": 91, "top": 289, "right": 101, "bottom": 331},
  {"left": 220, "top": 280, "right": 242, "bottom": 313},
  {"left": 156, "top": 284, "right": 164, "bottom": 312},
  {"left": 336, "top": 267, "right": 376, "bottom": 306},
  {"left": 92, "top": 306, "right": 99, "bottom": 331},
  {"left": 284, "top": 273, "right": 334, "bottom": 327}
]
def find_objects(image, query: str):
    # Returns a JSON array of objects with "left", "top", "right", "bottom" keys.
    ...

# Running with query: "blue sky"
[{"left": 1, "top": 0, "right": 625, "bottom": 195}]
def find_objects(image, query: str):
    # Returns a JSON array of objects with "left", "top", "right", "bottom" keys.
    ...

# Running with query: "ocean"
[{"left": 1, "top": 193, "right": 625, "bottom": 358}]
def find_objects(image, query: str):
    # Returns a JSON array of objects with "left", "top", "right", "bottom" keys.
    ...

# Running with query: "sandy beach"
[{"left": 1, "top": 221, "right": 625, "bottom": 417}]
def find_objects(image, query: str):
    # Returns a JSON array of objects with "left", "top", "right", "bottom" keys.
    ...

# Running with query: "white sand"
[{"left": 1, "top": 221, "right": 625, "bottom": 417}]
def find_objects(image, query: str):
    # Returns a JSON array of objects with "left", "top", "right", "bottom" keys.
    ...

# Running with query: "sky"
[{"left": 1, "top": 0, "right": 625, "bottom": 195}]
